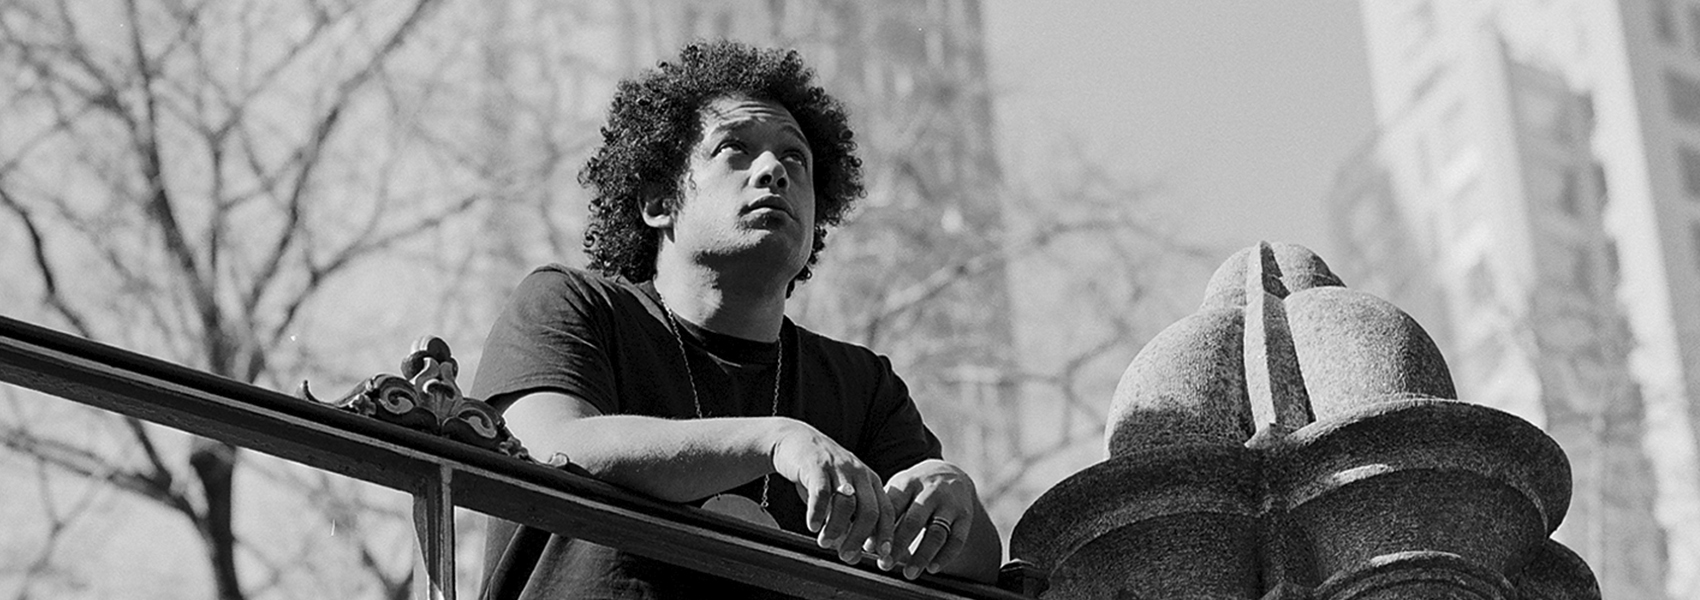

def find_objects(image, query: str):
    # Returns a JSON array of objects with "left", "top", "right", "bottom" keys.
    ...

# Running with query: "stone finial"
[
  {"left": 1102, "top": 306, "right": 1252, "bottom": 455},
  {"left": 1011, "top": 243, "right": 1593, "bottom": 600}
]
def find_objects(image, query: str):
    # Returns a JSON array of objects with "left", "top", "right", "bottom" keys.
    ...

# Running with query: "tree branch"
[
  {"left": 254, "top": 190, "right": 484, "bottom": 380},
  {"left": 0, "top": 424, "right": 197, "bottom": 519},
  {"left": 107, "top": 0, "right": 224, "bottom": 375},
  {"left": 0, "top": 180, "right": 94, "bottom": 337},
  {"left": 240, "top": 0, "right": 445, "bottom": 329},
  {"left": 9, "top": 455, "right": 106, "bottom": 600},
  {"left": 860, "top": 214, "right": 1128, "bottom": 346}
]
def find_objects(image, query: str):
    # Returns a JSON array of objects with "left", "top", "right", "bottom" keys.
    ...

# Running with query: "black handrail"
[{"left": 0, "top": 314, "right": 1029, "bottom": 600}]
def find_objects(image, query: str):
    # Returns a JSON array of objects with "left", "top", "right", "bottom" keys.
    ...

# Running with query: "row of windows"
[
  {"left": 1457, "top": 241, "right": 1606, "bottom": 332},
  {"left": 1652, "top": 0, "right": 1700, "bottom": 57},
  {"left": 1682, "top": 144, "right": 1700, "bottom": 199},
  {"left": 1669, "top": 70, "right": 1700, "bottom": 126},
  {"left": 1656, "top": 1, "right": 1700, "bottom": 205},
  {"left": 1691, "top": 221, "right": 1700, "bottom": 276},
  {"left": 1667, "top": 65, "right": 1700, "bottom": 201},
  {"left": 1663, "top": 0, "right": 1700, "bottom": 203},
  {"left": 1554, "top": 165, "right": 1591, "bottom": 217}
]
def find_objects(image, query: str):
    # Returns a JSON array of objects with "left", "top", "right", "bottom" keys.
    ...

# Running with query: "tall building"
[{"left": 1332, "top": 0, "right": 1700, "bottom": 597}]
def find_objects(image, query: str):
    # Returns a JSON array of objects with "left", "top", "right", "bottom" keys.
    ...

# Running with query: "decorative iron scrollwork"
[{"left": 299, "top": 337, "right": 531, "bottom": 460}]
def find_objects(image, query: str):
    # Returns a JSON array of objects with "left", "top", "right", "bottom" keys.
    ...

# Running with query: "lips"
[{"left": 746, "top": 194, "right": 792, "bottom": 217}]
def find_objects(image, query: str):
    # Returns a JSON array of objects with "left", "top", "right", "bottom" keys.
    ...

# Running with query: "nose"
[{"left": 752, "top": 152, "right": 789, "bottom": 190}]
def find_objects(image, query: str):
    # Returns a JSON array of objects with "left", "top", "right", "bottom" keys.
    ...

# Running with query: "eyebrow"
[{"left": 708, "top": 119, "right": 810, "bottom": 150}]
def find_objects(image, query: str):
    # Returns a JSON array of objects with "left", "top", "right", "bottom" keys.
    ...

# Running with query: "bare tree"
[
  {"left": 1, "top": 3, "right": 1225, "bottom": 595},
  {"left": 0, "top": 1, "right": 520, "bottom": 598},
  {"left": 810, "top": 134, "right": 1220, "bottom": 531}
]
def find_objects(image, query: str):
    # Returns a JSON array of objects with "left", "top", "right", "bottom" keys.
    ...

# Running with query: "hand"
[
  {"left": 880, "top": 459, "right": 977, "bottom": 579},
  {"left": 769, "top": 419, "right": 893, "bottom": 564}
]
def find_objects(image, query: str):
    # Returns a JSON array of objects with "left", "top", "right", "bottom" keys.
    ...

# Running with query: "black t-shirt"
[{"left": 472, "top": 265, "right": 943, "bottom": 599}]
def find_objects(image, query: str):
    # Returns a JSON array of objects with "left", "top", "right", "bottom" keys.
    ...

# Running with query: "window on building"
[
  {"left": 1592, "top": 161, "right": 1610, "bottom": 205},
  {"left": 1681, "top": 144, "right": 1700, "bottom": 199},
  {"left": 1570, "top": 246, "right": 1594, "bottom": 294},
  {"left": 1690, "top": 6, "right": 1700, "bottom": 57},
  {"left": 1668, "top": 70, "right": 1700, "bottom": 126},
  {"left": 1691, "top": 222, "right": 1700, "bottom": 274},
  {"left": 1605, "top": 239, "right": 1622, "bottom": 285},
  {"left": 1515, "top": 81, "right": 1574, "bottom": 143},
  {"left": 1525, "top": 163, "right": 1583, "bottom": 217},
  {"left": 1558, "top": 168, "right": 1583, "bottom": 215},
  {"left": 1578, "top": 92, "right": 1596, "bottom": 133},
  {"left": 1653, "top": 0, "right": 1679, "bottom": 44}
]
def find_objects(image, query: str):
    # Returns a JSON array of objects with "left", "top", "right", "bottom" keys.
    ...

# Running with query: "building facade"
[{"left": 1333, "top": 0, "right": 1700, "bottom": 597}]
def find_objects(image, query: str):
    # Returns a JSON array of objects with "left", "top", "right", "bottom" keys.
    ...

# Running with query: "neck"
[{"left": 652, "top": 256, "right": 789, "bottom": 342}]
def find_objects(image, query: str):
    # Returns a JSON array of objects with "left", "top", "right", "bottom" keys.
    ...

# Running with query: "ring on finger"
[
  {"left": 834, "top": 482, "right": 856, "bottom": 498},
  {"left": 927, "top": 516, "right": 953, "bottom": 537}
]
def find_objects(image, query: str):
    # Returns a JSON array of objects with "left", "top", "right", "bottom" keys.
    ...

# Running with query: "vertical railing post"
[{"left": 413, "top": 464, "right": 456, "bottom": 600}]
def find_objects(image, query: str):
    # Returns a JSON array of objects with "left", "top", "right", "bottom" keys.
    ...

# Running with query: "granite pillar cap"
[{"left": 1108, "top": 241, "right": 1455, "bottom": 451}]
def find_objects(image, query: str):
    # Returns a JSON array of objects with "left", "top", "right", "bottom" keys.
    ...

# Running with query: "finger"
[
  {"left": 904, "top": 510, "right": 957, "bottom": 580},
  {"left": 817, "top": 473, "right": 857, "bottom": 549},
  {"left": 889, "top": 486, "right": 936, "bottom": 565},
  {"left": 864, "top": 482, "right": 896, "bottom": 564},
  {"left": 798, "top": 468, "right": 834, "bottom": 535},
  {"left": 839, "top": 473, "right": 881, "bottom": 562},
  {"left": 877, "top": 482, "right": 915, "bottom": 570},
  {"left": 927, "top": 511, "right": 972, "bottom": 574}
]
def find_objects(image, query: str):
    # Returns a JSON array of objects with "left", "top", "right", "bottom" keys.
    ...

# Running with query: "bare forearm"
[
  {"left": 538, "top": 414, "right": 793, "bottom": 502},
  {"left": 505, "top": 392, "right": 895, "bottom": 560}
]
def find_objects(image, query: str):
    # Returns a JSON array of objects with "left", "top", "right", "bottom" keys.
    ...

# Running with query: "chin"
[{"left": 703, "top": 236, "right": 805, "bottom": 270}]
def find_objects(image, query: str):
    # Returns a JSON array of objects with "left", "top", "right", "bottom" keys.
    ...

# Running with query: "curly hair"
[{"left": 579, "top": 40, "right": 864, "bottom": 287}]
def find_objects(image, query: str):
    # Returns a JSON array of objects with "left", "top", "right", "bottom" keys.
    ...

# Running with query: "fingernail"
[
  {"left": 878, "top": 557, "right": 895, "bottom": 571},
  {"left": 879, "top": 541, "right": 892, "bottom": 557},
  {"left": 927, "top": 563, "right": 941, "bottom": 574},
  {"left": 904, "top": 566, "right": 920, "bottom": 580},
  {"left": 840, "top": 549, "right": 858, "bottom": 563}
]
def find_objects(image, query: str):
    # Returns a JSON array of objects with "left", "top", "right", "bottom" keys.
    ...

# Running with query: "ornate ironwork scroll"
[{"left": 299, "top": 337, "right": 530, "bottom": 460}]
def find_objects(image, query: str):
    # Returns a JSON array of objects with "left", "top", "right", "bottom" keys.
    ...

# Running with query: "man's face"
[{"left": 659, "top": 95, "right": 816, "bottom": 276}]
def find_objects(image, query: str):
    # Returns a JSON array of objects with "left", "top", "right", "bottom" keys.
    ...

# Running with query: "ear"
[{"left": 641, "top": 193, "right": 673, "bottom": 229}]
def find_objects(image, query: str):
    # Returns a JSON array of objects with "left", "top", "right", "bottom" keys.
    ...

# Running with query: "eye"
[
  {"left": 783, "top": 149, "right": 809, "bottom": 165},
  {"left": 715, "top": 140, "right": 746, "bottom": 155}
]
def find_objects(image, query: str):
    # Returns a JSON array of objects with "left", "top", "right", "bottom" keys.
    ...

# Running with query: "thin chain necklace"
[{"left": 657, "top": 296, "right": 782, "bottom": 512}]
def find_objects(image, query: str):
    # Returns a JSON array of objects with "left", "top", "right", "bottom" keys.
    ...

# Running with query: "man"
[{"left": 473, "top": 40, "right": 1001, "bottom": 599}]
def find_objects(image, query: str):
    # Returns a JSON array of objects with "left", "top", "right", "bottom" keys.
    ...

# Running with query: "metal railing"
[{"left": 0, "top": 315, "right": 1034, "bottom": 600}]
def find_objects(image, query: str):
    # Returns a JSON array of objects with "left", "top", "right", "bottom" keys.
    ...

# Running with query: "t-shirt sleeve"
[
  {"left": 470, "top": 267, "right": 620, "bottom": 414},
  {"left": 860, "top": 355, "right": 944, "bottom": 481}
]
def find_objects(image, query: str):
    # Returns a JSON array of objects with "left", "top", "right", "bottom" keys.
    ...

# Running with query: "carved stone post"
[{"left": 1010, "top": 242, "right": 1597, "bottom": 600}]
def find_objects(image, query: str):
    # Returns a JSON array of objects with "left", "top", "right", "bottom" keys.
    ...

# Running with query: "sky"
[{"left": 984, "top": 0, "right": 1377, "bottom": 281}]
